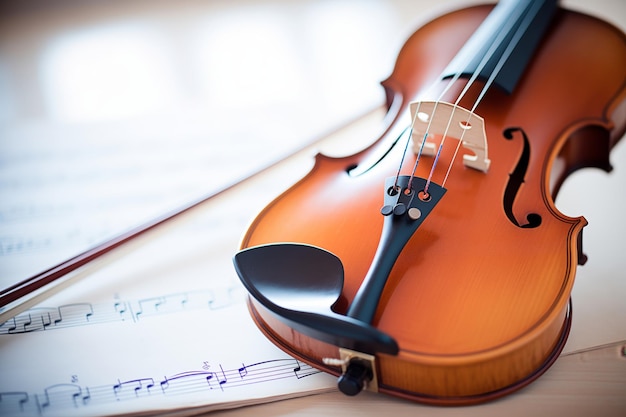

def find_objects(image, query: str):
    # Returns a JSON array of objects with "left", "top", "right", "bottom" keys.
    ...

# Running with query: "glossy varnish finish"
[{"left": 239, "top": 5, "right": 626, "bottom": 403}]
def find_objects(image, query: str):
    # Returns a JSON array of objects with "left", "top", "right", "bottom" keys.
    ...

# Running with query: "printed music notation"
[
  {"left": 0, "top": 358, "right": 322, "bottom": 417},
  {"left": 0, "top": 287, "right": 243, "bottom": 335}
]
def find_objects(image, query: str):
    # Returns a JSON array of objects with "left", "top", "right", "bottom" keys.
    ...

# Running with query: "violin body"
[{"left": 235, "top": 3, "right": 626, "bottom": 404}]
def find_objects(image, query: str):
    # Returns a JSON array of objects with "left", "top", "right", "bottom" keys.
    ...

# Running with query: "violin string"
[
  {"left": 398, "top": 20, "right": 485, "bottom": 191},
  {"left": 440, "top": 0, "right": 544, "bottom": 189},
  {"left": 424, "top": 2, "right": 533, "bottom": 193},
  {"left": 404, "top": 60, "right": 476, "bottom": 191},
  {"left": 400, "top": 1, "right": 536, "bottom": 195},
  {"left": 439, "top": 0, "right": 544, "bottom": 189},
  {"left": 407, "top": 13, "right": 520, "bottom": 190},
  {"left": 399, "top": 0, "right": 536, "bottom": 194},
  {"left": 397, "top": 92, "right": 445, "bottom": 190},
  {"left": 406, "top": 101, "right": 440, "bottom": 191},
  {"left": 393, "top": 114, "right": 420, "bottom": 190},
  {"left": 472, "top": 1, "right": 544, "bottom": 112}
]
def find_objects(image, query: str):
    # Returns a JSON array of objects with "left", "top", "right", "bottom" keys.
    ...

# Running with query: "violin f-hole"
[{"left": 502, "top": 127, "right": 542, "bottom": 229}]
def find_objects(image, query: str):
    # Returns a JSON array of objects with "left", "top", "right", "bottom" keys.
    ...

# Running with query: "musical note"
[
  {"left": 0, "top": 303, "right": 93, "bottom": 334},
  {"left": 217, "top": 365, "right": 228, "bottom": 390},
  {"left": 293, "top": 359, "right": 319, "bottom": 379},
  {"left": 0, "top": 287, "right": 243, "bottom": 335},
  {"left": 113, "top": 301, "right": 132, "bottom": 322},
  {"left": 134, "top": 296, "right": 167, "bottom": 319},
  {"left": 238, "top": 363, "right": 248, "bottom": 379},
  {"left": 0, "top": 359, "right": 326, "bottom": 416},
  {"left": 81, "top": 387, "right": 91, "bottom": 406},
  {"left": 113, "top": 379, "right": 155, "bottom": 400},
  {"left": 134, "top": 292, "right": 189, "bottom": 319},
  {"left": 55, "top": 304, "right": 94, "bottom": 326},
  {"left": 0, "top": 392, "right": 29, "bottom": 415},
  {"left": 39, "top": 384, "right": 84, "bottom": 412}
]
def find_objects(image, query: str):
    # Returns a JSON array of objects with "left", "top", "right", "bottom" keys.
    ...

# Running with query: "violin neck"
[{"left": 442, "top": 0, "right": 558, "bottom": 94}]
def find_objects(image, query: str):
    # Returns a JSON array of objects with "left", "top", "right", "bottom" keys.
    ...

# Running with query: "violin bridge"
[{"left": 409, "top": 100, "right": 491, "bottom": 172}]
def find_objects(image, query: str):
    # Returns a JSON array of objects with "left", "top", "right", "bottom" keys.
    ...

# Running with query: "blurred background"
[
  {"left": 0, "top": 0, "right": 452, "bottom": 284},
  {"left": 1, "top": 0, "right": 625, "bottom": 296}
]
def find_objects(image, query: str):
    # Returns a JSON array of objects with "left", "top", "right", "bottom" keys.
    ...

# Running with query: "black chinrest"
[{"left": 233, "top": 243, "right": 398, "bottom": 355}]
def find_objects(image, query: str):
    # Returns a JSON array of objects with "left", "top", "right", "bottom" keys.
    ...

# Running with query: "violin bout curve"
[{"left": 245, "top": 294, "right": 571, "bottom": 404}]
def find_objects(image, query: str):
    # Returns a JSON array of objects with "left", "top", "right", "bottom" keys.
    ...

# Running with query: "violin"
[{"left": 233, "top": 0, "right": 626, "bottom": 404}]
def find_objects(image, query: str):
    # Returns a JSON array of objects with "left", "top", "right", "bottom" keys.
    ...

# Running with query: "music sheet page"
[{"left": 0, "top": 171, "right": 339, "bottom": 417}]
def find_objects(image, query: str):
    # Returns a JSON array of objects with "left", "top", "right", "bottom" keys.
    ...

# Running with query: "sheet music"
[
  {"left": 0, "top": 188, "right": 337, "bottom": 417},
  {"left": 0, "top": 304, "right": 334, "bottom": 417}
]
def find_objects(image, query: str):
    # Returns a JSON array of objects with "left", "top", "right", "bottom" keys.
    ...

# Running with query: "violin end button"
[{"left": 337, "top": 360, "right": 372, "bottom": 396}]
